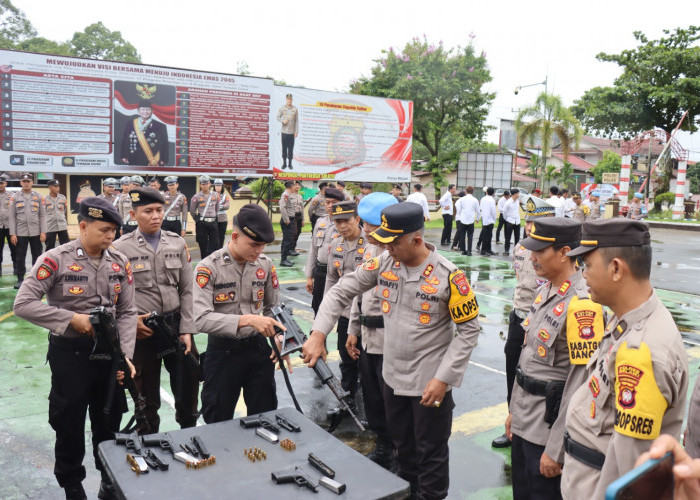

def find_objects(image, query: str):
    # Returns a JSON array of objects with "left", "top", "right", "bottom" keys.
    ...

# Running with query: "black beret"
[
  {"left": 47, "top": 179, "right": 60, "bottom": 186},
  {"left": 233, "top": 204, "right": 274, "bottom": 243},
  {"left": 284, "top": 180, "right": 294, "bottom": 188},
  {"left": 520, "top": 218, "right": 581, "bottom": 251},
  {"left": 331, "top": 200, "right": 358, "bottom": 220},
  {"left": 286, "top": 93, "right": 293, "bottom": 98},
  {"left": 324, "top": 187, "right": 344, "bottom": 202},
  {"left": 318, "top": 182, "right": 329, "bottom": 189},
  {"left": 567, "top": 219, "right": 651, "bottom": 257},
  {"left": 20, "top": 172, "right": 32, "bottom": 181},
  {"left": 79, "top": 197, "right": 122, "bottom": 226},
  {"left": 130, "top": 187, "right": 165, "bottom": 207},
  {"left": 371, "top": 202, "right": 424, "bottom": 243},
  {"left": 360, "top": 182, "right": 373, "bottom": 189}
]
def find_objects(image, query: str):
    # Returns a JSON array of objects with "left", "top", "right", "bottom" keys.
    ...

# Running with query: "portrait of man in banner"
[{"left": 114, "top": 81, "right": 175, "bottom": 167}]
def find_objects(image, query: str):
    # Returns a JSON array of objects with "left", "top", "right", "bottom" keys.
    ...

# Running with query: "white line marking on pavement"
[
  {"left": 160, "top": 386, "right": 205, "bottom": 426},
  {"left": 282, "top": 295, "right": 312, "bottom": 308},
  {"left": 470, "top": 361, "right": 506, "bottom": 376}
]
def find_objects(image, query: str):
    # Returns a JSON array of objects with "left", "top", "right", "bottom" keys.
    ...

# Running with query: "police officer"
[
  {"left": 561, "top": 219, "right": 689, "bottom": 498},
  {"left": 189, "top": 175, "right": 220, "bottom": 259},
  {"left": 279, "top": 181, "right": 297, "bottom": 267},
  {"left": 626, "top": 192, "right": 645, "bottom": 220},
  {"left": 504, "top": 217, "right": 605, "bottom": 499},
  {"left": 0, "top": 173, "right": 16, "bottom": 275},
  {"left": 291, "top": 181, "right": 305, "bottom": 254},
  {"left": 347, "top": 192, "right": 398, "bottom": 468},
  {"left": 98, "top": 178, "right": 120, "bottom": 206},
  {"left": 356, "top": 182, "right": 373, "bottom": 203},
  {"left": 571, "top": 193, "right": 590, "bottom": 223},
  {"left": 161, "top": 176, "right": 187, "bottom": 237},
  {"left": 492, "top": 196, "right": 555, "bottom": 449},
  {"left": 214, "top": 179, "right": 229, "bottom": 248},
  {"left": 113, "top": 187, "right": 199, "bottom": 433},
  {"left": 307, "top": 181, "right": 329, "bottom": 232},
  {"left": 44, "top": 179, "right": 70, "bottom": 251},
  {"left": 305, "top": 187, "right": 344, "bottom": 315},
  {"left": 589, "top": 191, "right": 602, "bottom": 220},
  {"left": 10, "top": 172, "right": 46, "bottom": 289},
  {"left": 193, "top": 204, "right": 284, "bottom": 421},
  {"left": 304, "top": 202, "right": 481, "bottom": 499},
  {"left": 13, "top": 197, "right": 137, "bottom": 500},
  {"left": 148, "top": 177, "right": 161, "bottom": 191},
  {"left": 117, "top": 176, "right": 138, "bottom": 235}
]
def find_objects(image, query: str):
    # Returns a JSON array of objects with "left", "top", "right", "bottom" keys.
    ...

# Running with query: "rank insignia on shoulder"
[
  {"left": 422, "top": 264, "right": 434, "bottom": 278},
  {"left": 557, "top": 280, "right": 571, "bottom": 296},
  {"left": 534, "top": 294, "right": 543, "bottom": 304},
  {"left": 380, "top": 271, "right": 399, "bottom": 281},
  {"left": 393, "top": 261, "right": 401, "bottom": 268},
  {"left": 362, "top": 257, "right": 379, "bottom": 271},
  {"left": 522, "top": 317, "right": 530, "bottom": 327},
  {"left": 68, "top": 263, "right": 83, "bottom": 272}
]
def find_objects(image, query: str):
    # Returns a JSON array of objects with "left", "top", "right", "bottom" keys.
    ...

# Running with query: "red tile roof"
[{"left": 552, "top": 153, "right": 594, "bottom": 171}]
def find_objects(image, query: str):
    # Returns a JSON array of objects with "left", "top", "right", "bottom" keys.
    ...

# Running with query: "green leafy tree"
[
  {"left": 572, "top": 26, "right": 700, "bottom": 137},
  {"left": 592, "top": 151, "right": 622, "bottom": 184},
  {"left": 543, "top": 165, "right": 558, "bottom": 184},
  {"left": 556, "top": 162, "right": 575, "bottom": 188},
  {"left": 69, "top": 22, "right": 140, "bottom": 62},
  {"left": 687, "top": 161, "right": 700, "bottom": 194},
  {"left": 0, "top": 0, "right": 35, "bottom": 48},
  {"left": 516, "top": 92, "right": 583, "bottom": 187},
  {"left": 350, "top": 35, "right": 494, "bottom": 188}
]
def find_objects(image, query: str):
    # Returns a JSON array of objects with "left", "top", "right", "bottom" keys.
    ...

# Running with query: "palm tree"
[
  {"left": 515, "top": 92, "right": 583, "bottom": 188},
  {"left": 543, "top": 165, "right": 558, "bottom": 186},
  {"left": 556, "top": 162, "right": 575, "bottom": 189}
]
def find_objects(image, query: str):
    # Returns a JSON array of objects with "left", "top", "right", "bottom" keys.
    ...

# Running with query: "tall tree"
[
  {"left": 0, "top": 0, "right": 35, "bottom": 48},
  {"left": 591, "top": 151, "right": 622, "bottom": 184},
  {"left": 69, "top": 22, "right": 140, "bottom": 62},
  {"left": 571, "top": 26, "right": 700, "bottom": 137},
  {"left": 515, "top": 92, "right": 583, "bottom": 187},
  {"left": 350, "top": 35, "right": 494, "bottom": 186},
  {"left": 556, "top": 162, "right": 575, "bottom": 189}
]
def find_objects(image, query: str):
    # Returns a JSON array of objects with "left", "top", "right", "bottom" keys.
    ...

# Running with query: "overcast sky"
[{"left": 11, "top": 0, "right": 700, "bottom": 159}]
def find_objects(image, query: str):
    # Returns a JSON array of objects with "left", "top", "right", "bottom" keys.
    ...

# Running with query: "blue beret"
[
  {"left": 358, "top": 192, "right": 399, "bottom": 226},
  {"left": 634, "top": 192, "right": 643, "bottom": 199},
  {"left": 591, "top": 191, "right": 601, "bottom": 197}
]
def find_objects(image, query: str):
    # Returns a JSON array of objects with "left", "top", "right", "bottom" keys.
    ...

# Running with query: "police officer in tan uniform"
[
  {"left": 10, "top": 172, "right": 46, "bottom": 288},
  {"left": 347, "top": 192, "right": 399, "bottom": 468},
  {"left": 626, "top": 192, "right": 645, "bottom": 220},
  {"left": 98, "top": 178, "right": 120, "bottom": 206},
  {"left": 571, "top": 193, "right": 590, "bottom": 223},
  {"left": 44, "top": 179, "right": 70, "bottom": 251},
  {"left": 305, "top": 187, "right": 344, "bottom": 315},
  {"left": 277, "top": 93, "right": 299, "bottom": 170},
  {"left": 189, "top": 175, "right": 220, "bottom": 258},
  {"left": 0, "top": 173, "right": 16, "bottom": 275},
  {"left": 324, "top": 200, "right": 368, "bottom": 411},
  {"left": 561, "top": 219, "right": 689, "bottom": 499},
  {"left": 193, "top": 204, "right": 283, "bottom": 421},
  {"left": 505, "top": 217, "right": 605, "bottom": 499},
  {"left": 161, "top": 175, "right": 187, "bottom": 237},
  {"left": 307, "top": 181, "right": 329, "bottom": 231},
  {"left": 290, "top": 181, "right": 305, "bottom": 255},
  {"left": 214, "top": 179, "right": 230, "bottom": 248},
  {"left": 589, "top": 191, "right": 601, "bottom": 220},
  {"left": 13, "top": 197, "right": 137, "bottom": 500},
  {"left": 279, "top": 181, "right": 297, "bottom": 267},
  {"left": 492, "top": 196, "right": 555, "bottom": 449},
  {"left": 117, "top": 176, "right": 139, "bottom": 234},
  {"left": 113, "top": 188, "right": 199, "bottom": 432},
  {"left": 304, "top": 202, "right": 481, "bottom": 499}
]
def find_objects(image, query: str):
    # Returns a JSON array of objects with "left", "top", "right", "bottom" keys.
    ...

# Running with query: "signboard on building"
[{"left": 602, "top": 172, "right": 620, "bottom": 184}]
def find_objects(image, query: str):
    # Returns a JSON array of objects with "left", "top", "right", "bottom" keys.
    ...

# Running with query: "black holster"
[{"left": 544, "top": 380, "right": 566, "bottom": 426}]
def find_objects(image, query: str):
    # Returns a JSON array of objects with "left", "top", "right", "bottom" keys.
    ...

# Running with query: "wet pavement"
[{"left": 1, "top": 225, "right": 700, "bottom": 499}]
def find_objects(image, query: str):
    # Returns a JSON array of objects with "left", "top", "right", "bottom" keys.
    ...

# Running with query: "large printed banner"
[
  {"left": 0, "top": 50, "right": 274, "bottom": 175},
  {"left": 271, "top": 86, "right": 412, "bottom": 182}
]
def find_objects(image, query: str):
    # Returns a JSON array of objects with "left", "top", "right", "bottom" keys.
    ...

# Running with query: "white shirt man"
[
  {"left": 480, "top": 194, "right": 497, "bottom": 226},
  {"left": 503, "top": 196, "right": 521, "bottom": 225},
  {"left": 405, "top": 185, "right": 430, "bottom": 220},
  {"left": 546, "top": 194, "right": 565, "bottom": 217},
  {"left": 497, "top": 195, "right": 509, "bottom": 214},
  {"left": 458, "top": 192, "right": 481, "bottom": 225},
  {"left": 439, "top": 189, "right": 454, "bottom": 216}
]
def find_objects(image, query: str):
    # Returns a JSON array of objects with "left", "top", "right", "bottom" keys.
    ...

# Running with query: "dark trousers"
[
  {"left": 458, "top": 223, "right": 474, "bottom": 252},
  {"left": 161, "top": 220, "right": 182, "bottom": 235},
  {"left": 337, "top": 315, "right": 360, "bottom": 397},
  {"left": 310, "top": 214, "right": 319, "bottom": 233},
  {"left": 201, "top": 336, "right": 277, "bottom": 422},
  {"left": 217, "top": 221, "right": 228, "bottom": 248},
  {"left": 15, "top": 235, "right": 42, "bottom": 280},
  {"left": 496, "top": 214, "right": 506, "bottom": 242},
  {"left": 440, "top": 214, "right": 453, "bottom": 245},
  {"left": 293, "top": 213, "right": 303, "bottom": 250},
  {"left": 504, "top": 221, "right": 521, "bottom": 252},
  {"left": 505, "top": 310, "right": 526, "bottom": 405},
  {"left": 384, "top": 386, "right": 454, "bottom": 500},
  {"left": 45, "top": 230, "right": 69, "bottom": 251},
  {"left": 280, "top": 217, "right": 297, "bottom": 260},
  {"left": 132, "top": 333, "right": 200, "bottom": 433},
  {"left": 311, "top": 265, "right": 327, "bottom": 316},
  {"left": 0, "top": 226, "right": 16, "bottom": 270},
  {"left": 511, "top": 434, "right": 562, "bottom": 500},
  {"left": 480, "top": 224, "right": 494, "bottom": 254},
  {"left": 452, "top": 222, "right": 463, "bottom": 249},
  {"left": 47, "top": 337, "right": 124, "bottom": 488},
  {"left": 195, "top": 220, "right": 219, "bottom": 259},
  {"left": 360, "top": 352, "right": 388, "bottom": 438},
  {"left": 281, "top": 133, "right": 295, "bottom": 166}
]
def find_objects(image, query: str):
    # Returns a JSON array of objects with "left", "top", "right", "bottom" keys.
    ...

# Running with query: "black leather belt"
[
  {"left": 48, "top": 334, "right": 94, "bottom": 349},
  {"left": 564, "top": 432, "right": 605, "bottom": 470},
  {"left": 200, "top": 217, "right": 216, "bottom": 222},
  {"left": 315, "top": 262, "right": 328, "bottom": 273},
  {"left": 208, "top": 334, "right": 263, "bottom": 350},
  {"left": 516, "top": 366, "right": 549, "bottom": 396},
  {"left": 294, "top": 213, "right": 302, "bottom": 217},
  {"left": 360, "top": 314, "right": 384, "bottom": 328}
]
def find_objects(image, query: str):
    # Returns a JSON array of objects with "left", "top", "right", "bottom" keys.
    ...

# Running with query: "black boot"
[
  {"left": 97, "top": 477, "right": 118, "bottom": 499},
  {"left": 491, "top": 432, "right": 512, "bottom": 448},
  {"left": 14, "top": 277, "right": 23, "bottom": 289},
  {"left": 368, "top": 435, "right": 394, "bottom": 469},
  {"left": 64, "top": 483, "right": 87, "bottom": 500}
]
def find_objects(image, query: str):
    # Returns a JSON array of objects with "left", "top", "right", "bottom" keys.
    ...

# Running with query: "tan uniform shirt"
[
  {"left": 589, "top": 200, "right": 601, "bottom": 220},
  {"left": 626, "top": 201, "right": 643, "bottom": 220},
  {"left": 279, "top": 190, "right": 296, "bottom": 224},
  {"left": 44, "top": 194, "right": 68, "bottom": 232},
  {"left": 292, "top": 192, "right": 304, "bottom": 219},
  {"left": 113, "top": 229, "right": 195, "bottom": 334},
  {"left": 685, "top": 377, "right": 700, "bottom": 459},
  {"left": 217, "top": 191, "right": 230, "bottom": 223},
  {"left": 512, "top": 244, "right": 545, "bottom": 315},
  {"left": 348, "top": 244, "right": 386, "bottom": 354},
  {"left": 9, "top": 190, "right": 46, "bottom": 236},
  {"left": 163, "top": 190, "right": 188, "bottom": 230},
  {"left": 117, "top": 193, "right": 134, "bottom": 225},
  {"left": 324, "top": 230, "right": 368, "bottom": 317},
  {"left": 189, "top": 191, "right": 220, "bottom": 220},
  {"left": 98, "top": 192, "right": 120, "bottom": 207},
  {"left": 572, "top": 203, "right": 589, "bottom": 223},
  {"left": 307, "top": 194, "right": 327, "bottom": 218},
  {"left": 13, "top": 240, "right": 137, "bottom": 358},
  {"left": 192, "top": 248, "right": 279, "bottom": 339},
  {"left": 0, "top": 190, "right": 11, "bottom": 228},
  {"left": 510, "top": 270, "right": 606, "bottom": 462},
  {"left": 313, "top": 244, "right": 481, "bottom": 396},
  {"left": 561, "top": 291, "right": 688, "bottom": 499},
  {"left": 304, "top": 216, "right": 338, "bottom": 277},
  {"left": 277, "top": 105, "right": 299, "bottom": 135}
]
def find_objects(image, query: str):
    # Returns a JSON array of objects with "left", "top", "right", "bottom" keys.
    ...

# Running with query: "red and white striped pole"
[
  {"left": 673, "top": 160, "right": 687, "bottom": 220},
  {"left": 620, "top": 154, "right": 631, "bottom": 208}
]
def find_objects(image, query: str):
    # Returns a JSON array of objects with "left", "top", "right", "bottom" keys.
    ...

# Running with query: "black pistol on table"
[{"left": 271, "top": 466, "right": 319, "bottom": 493}]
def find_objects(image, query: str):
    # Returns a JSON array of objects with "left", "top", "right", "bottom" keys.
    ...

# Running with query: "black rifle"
[
  {"left": 115, "top": 431, "right": 169, "bottom": 471},
  {"left": 89, "top": 306, "right": 150, "bottom": 434},
  {"left": 271, "top": 466, "right": 319, "bottom": 493},
  {"left": 272, "top": 304, "right": 366, "bottom": 432}
]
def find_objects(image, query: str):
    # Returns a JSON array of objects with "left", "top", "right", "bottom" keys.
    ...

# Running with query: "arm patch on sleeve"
[
  {"left": 362, "top": 257, "right": 379, "bottom": 271},
  {"left": 613, "top": 341, "right": 668, "bottom": 440},
  {"left": 448, "top": 270, "right": 478, "bottom": 323},
  {"left": 565, "top": 296, "right": 604, "bottom": 365}
]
